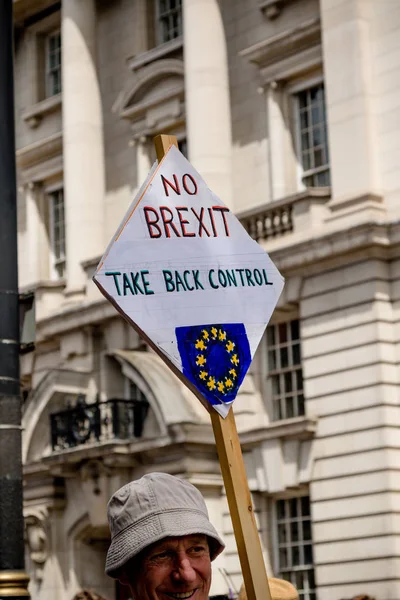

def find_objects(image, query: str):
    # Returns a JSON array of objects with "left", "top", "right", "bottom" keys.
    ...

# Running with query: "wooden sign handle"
[{"left": 153, "top": 134, "right": 272, "bottom": 600}]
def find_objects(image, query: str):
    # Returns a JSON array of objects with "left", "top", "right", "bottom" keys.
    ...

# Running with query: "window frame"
[
  {"left": 47, "top": 185, "right": 66, "bottom": 280},
  {"left": 272, "top": 494, "right": 316, "bottom": 600},
  {"left": 155, "top": 0, "right": 183, "bottom": 46},
  {"left": 265, "top": 319, "right": 305, "bottom": 421},
  {"left": 290, "top": 76, "right": 330, "bottom": 191},
  {"left": 45, "top": 29, "right": 62, "bottom": 98}
]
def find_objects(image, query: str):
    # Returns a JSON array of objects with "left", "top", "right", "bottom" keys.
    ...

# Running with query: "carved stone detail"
[{"left": 24, "top": 507, "right": 49, "bottom": 583}]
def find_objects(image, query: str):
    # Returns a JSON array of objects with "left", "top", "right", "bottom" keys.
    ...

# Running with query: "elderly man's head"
[{"left": 105, "top": 473, "right": 224, "bottom": 600}]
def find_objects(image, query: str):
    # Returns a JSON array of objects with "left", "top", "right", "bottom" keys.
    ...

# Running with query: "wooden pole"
[{"left": 153, "top": 134, "right": 272, "bottom": 600}]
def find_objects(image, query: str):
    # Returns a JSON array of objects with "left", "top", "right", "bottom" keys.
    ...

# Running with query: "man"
[{"left": 105, "top": 472, "right": 298, "bottom": 600}]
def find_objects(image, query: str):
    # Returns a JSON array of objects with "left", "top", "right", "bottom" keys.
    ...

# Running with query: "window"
[
  {"left": 45, "top": 31, "right": 61, "bottom": 97},
  {"left": 266, "top": 320, "right": 304, "bottom": 420},
  {"left": 49, "top": 189, "right": 66, "bottom": 279},
  {"left": 126, "top": 378, "right": 148, "bottom": 403},
  {"left": 275, "top": 496, "right": 316, "bottom": 600},
  {"left": 156, "top": 0, "right": 182, "bottom": 45},
  {"left": 295, "top": 83, "right": 329, "bottom": 187}
]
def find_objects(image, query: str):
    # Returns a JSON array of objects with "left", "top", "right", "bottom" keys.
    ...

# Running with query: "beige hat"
[
  {"left": 105, "top": 472, "right": 225, "bottom": 577},
  {"left": 238, "top": 578, "right": 299, "bottom": 600}
]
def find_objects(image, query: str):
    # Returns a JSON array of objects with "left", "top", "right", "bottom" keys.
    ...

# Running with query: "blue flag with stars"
[{"left": 175, "top": 323, "right": 252, "bottom": 407}]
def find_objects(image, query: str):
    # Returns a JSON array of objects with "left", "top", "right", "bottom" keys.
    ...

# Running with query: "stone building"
[{"left": 13, "top": 0, "right": 400, "bottom": 599}]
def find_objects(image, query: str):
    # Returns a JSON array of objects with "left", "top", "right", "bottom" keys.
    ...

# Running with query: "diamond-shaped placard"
[{"left": 93, "top": 146, "right": 284, "bottom": 417}]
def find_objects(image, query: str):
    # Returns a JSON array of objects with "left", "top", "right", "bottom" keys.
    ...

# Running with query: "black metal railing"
[{"left": 50, "top": 395, "right": 150, "bottom": 452}]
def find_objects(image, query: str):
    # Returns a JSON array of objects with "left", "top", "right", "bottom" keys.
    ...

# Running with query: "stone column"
[
  {"left": 321, "top": 0, "right": 380, "bottom": 205},
  {"left": 62, "top": 0, "right": 105, "bottom": 298},
  {"left": 183, "top": 0, "right": 233, "bottom": 209}
]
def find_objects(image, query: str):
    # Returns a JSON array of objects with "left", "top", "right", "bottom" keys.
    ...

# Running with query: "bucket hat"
[{"left": 105, "top": 472, "right": 225, "bottom": 577}]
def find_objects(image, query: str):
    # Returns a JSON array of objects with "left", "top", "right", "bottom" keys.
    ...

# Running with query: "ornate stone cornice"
[
  {"left": 239, "top": 415, "right": 317, "bottom": 448},
  {"left": 240, "top": 17, "right": 322, "bottom": 84},
  {"left": 16, "top": 131, "right": 63, "bottom": 183},
  {"left": 113, "top": 58, "right": 185, "bottom": 138},
  {"left": 269, "top": 220, "right": 393, "bottom": 276},
  {"left": 21, "top": 93, "right": 61, "bottom": 129},
  {"left": 127, "top": 37, "right": 183, "bottom": 72}
]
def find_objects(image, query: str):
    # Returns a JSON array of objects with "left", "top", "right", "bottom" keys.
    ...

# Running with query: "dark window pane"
[
  {"left": 302, "top": 150, "right": 311, "bottom": 171},
  {"left": 296, "top": 369, "right": 303, "bottom": 390},
  {"left": 278, "top": 523, "right": 287, "bottom": 544},
  {"left": 309, "top": 569, "right": 315, "bottom": 589},
  {"left": 295, "top": 571, "right": 305, "bottom": 591},
  {"left": 299, "top": 92, "right": 308, "bottom": 109},
  {"left": 316, "top": 170, "right": 330, "bottom": 186},
  {"left": 298, "top": 394, "right": 305, "bottom": 415},
  {"left": 312, "top": 104, "right": 322, "bottom": 125},
  {"left": 292, "top": 343, "right": 301, "bottom": 365},
  {"left": 291, "top": 520, "right": 299, "bottom": 542},
  {"left": 284, "top": 372, "right": 293, "bottom": 393},
  {"left": 312, "top": 126, "right": 322, "bottom": 147},
  {"left": 304, "top": 544, "right": 313, "bottom": 564},
  {"left": 310, "top": 85, "right": 323, "bottom": 104},
  {"left": 292, "top": 545, "right": 300, "bottom": 566},
  {"left": 279, "top": 323, "right": 287, "bottom": 344},
  {"left": 279, "top": 548, "right": 288, "bottom": 568},
  {"left": 314, "top": 147, "right": 324, "bottom": 168},
  {"left": 290, "top": 320, "right": 299, "bottom": 341},
  {"left": 274, "top": 399, "right": 283, "bottom": 420},
  {"left": 286, "top": 396, "right": 294, "bottom": 419},
  {"left": 300, "top": 109, "right": 309, "bottom": 129},
  {"left": 303, "top": 519, "right": 311, "bottom": 541},
  {"left": 301, "top": 496, "right": 310, "bottom": 516},
  {"left": 280, "top": 347, "right": 288, "bottom": 369},
  {"left": 277, "top": 500, "right": 285, "bottom": 520},
  {"left": 269, "top": 350, "right": 277, "bottom": 371},
  {"left": 272, "top": 375, "right": 281, "bottom": 396},
  {"left": 301, "top": 132, "right": 310, "bottom": 152},
  {"left": 289, "top": 498, "right": 298, "bottom": 518},
  {"left": 267, "top": 327, "right": 276, "bottom": 346}
]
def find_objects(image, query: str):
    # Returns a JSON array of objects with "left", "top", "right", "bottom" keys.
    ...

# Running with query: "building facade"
[{"left": 13, "top": 0, "right": 400, "bottom": 599}]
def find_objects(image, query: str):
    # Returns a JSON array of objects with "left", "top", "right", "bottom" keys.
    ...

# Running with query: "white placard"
[{"left": 94, "top": 145, "right": 284, "bottom": 417}]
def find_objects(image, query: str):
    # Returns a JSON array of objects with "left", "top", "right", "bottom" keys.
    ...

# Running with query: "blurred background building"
[{"left": 12, "top": 0, "right": 400, "bottom": 599}]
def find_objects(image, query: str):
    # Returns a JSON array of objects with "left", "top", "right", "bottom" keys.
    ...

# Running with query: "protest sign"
[{"left": 93, "top": 140, "right": 284, "bottom": 417}]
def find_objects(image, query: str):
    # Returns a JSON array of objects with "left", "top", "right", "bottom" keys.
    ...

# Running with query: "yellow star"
[
  {"left": 202, "top": 329, "right": 210, "bottom": 341},
  {"left": 229, "top": 368, "right": 237, "bottom": 379},
  {"left": 225, "top": 378, "right": 233, "bottom": 388},
  {"left": 219, "top": 330, "right": 227, "bottom": 341},
  {"left": 199, "top": 370, "right": 208, "bottom": 380},
  {"left": 231, "top": 354, "right": 239, "bottom": 366},
  {"left": 196, "top": 354, "right": 206, "bottom": 366},
  {"left": 211, "top": 327, "right": 218, "bottom": 339},
  {"left": 207, "top": 376, "right": 216, "bottom": 390},
  {"left": 195, "top": 339, "right": 206, "bottom": 351},
  {"left": 226, "top": 340, "right": 235, "bottom": 353},
  {"left": 217, "top": 381, "right": 225, "bottom": 393}
]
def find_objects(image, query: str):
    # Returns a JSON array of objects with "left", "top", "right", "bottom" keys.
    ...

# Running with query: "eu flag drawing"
[{"left": 176, "top": 323, "right": 252, "bottom": 408}]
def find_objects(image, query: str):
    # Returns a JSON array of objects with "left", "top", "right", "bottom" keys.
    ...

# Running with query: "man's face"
[{"left": 124, "top": 534, "right": 212, "bottom": 600}]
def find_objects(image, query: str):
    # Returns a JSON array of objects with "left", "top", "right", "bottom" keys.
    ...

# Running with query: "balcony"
[
  {"left": 238, "top": 188, "right": 330, "bottom": 243},
  {"left": 50, "top": 395, "right": 150, "bottom": 452}
]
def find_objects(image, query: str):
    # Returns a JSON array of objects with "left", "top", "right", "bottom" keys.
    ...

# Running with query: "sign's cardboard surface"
[{"left": 94, "top": 145, "right": 284, "bottom": 416}]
